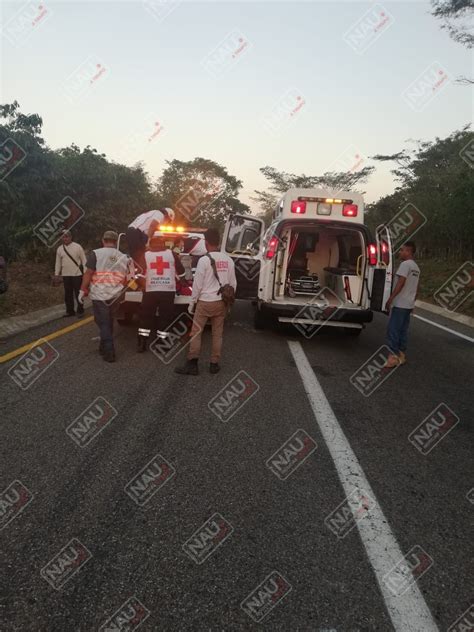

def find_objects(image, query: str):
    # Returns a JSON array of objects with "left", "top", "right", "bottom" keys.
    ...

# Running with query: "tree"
[
  {"left": 431, "top": 0, "right": 474, "bottom": 48},
  {"left": 252, "top": 164, "right": 375, "bottom": 224},
  {"left": 155, "top": 157, "right": 249, "bottom": 228}
]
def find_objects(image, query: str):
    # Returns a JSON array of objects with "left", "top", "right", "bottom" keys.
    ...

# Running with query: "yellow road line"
[{"left": 0, "top": 316, "right": 94, "bottom": 364}]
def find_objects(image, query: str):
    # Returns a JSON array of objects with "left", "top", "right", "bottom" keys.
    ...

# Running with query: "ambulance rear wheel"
[{"left": 253, "top": 308, "right": 267, "bottom": 330}]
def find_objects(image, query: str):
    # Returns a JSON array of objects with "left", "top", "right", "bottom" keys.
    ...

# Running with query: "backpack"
[{"left": 206, "top": 253, "right": 235, "bottom": 309}]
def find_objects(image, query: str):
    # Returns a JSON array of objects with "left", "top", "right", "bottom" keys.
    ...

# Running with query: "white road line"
[
  {"left": 288, "top": 340, "right": 439, "bottom": 632},
  {"left": 413, "top": 314, "right": 474, "bottom": 343}
]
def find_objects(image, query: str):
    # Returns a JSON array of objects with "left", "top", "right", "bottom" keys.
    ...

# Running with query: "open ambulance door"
[
  {"left": 369, "top": 224, "right": 393, "bottom": 312},
  {"left": 221, "top": 213, "right": 265, "bottom": 299}
]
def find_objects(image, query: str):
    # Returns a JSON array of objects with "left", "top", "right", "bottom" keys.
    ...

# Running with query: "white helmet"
[{"left": 162, "top": 207, "right": 175, "bottom": 222}]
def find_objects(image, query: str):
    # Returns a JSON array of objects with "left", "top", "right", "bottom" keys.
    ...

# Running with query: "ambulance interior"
[{"left": 275, "top": 225, "right": 367, "bottom": 307}]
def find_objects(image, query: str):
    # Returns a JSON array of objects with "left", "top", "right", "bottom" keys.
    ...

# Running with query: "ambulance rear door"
[
  {"left": 221, "top": 214, "right": 265, "bottom": 299},
  {"left": 369, "top": 224, "right": 394, "bottom": 312}
]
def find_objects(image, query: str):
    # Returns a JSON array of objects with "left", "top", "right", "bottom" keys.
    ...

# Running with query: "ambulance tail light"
[
  {"left": 368, "top": 243, "right": 377, "bottom": 266},
  {"left": 343, "top": 204, "right": 358, "bottom": 217},
  {"left": 291, "top": 200, "right": 306, "bottom": 214},
  {"left": 265, "top": 236, "right": 279, "bottom": 259}
]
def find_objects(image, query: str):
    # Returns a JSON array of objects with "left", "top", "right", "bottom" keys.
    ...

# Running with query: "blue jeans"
[
  {"left": 386, "top": 307, "right": 412, "bottom": 355},
  {"left": 93, "top": 300, "right": 115, "bottom": 353}
]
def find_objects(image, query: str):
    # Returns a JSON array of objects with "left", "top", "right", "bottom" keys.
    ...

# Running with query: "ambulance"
[{"left": 221, "top": 187, "right": 393, "bottom": 335}]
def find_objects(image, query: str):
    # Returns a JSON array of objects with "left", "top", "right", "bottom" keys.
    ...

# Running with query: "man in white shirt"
[
  {"left": 54, "top": 231, "right": 87, "bottom": 317},
  {"left": 175, "top": 228, "right": 237, "bottom": 375},
  {"left": 385, "top": 240, "right": 420, "bottom": 367},
  {"left": 126, "top": 208, "right": 174, "bottom": 260}
]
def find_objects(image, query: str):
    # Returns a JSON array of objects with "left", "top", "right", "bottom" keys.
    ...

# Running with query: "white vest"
[
  {"left": 90, "top": 248, "right": 129, "bottom": 301},
  {"left": 145, "top": 249, "right": 176, "bottom": 292}
]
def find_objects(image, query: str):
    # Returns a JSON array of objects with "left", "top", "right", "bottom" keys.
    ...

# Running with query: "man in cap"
[
  {"left": 137, "top": 232, "right": 186, "bottom": 352},
  {"left": 126, "top": 208, "right": 175, "bottom": 261},
  {"left": 79, "top": 230, "right": 133, "bottom": 362},
  {"left": 54, "top": 230, "right": 87, "bottom": 317}
]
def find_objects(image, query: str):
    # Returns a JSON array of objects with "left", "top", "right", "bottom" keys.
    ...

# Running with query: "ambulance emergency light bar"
[{"left": 290, "top": 197, "right": 357, "bottom": 217}]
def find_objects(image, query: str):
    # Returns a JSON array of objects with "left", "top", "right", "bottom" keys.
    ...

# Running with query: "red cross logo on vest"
[{"left": 150, "top": 256, "right": 170, "bottom": 276}]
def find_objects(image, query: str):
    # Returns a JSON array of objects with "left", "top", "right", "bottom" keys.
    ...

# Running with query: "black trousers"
[
  {"left": 63, "top": 276, "right": 83, "bottom": 314},
  {"left": 126, "top": 226, "right": 147, "bottom": 262},
  {"left": 138, "top": 292, "right": 175, "bottom": 337}
]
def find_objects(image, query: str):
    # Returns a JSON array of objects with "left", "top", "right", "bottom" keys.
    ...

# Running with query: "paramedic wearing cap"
[
  {"left": 126, "top": 208, "right": 174, "bottom": 261},
  {"left": 175, "top": 228, "right": 236, "bottom": 375},
  {"left": 79, "top": 230, "right": 132, "bottom": 363},
  {"left": 137, "top": 234, "right": 186, "bottom": 352}
]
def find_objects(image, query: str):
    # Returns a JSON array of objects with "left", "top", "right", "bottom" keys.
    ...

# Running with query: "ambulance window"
[{"left": 226, "top": 216, "right": 262, "bottom": 254}]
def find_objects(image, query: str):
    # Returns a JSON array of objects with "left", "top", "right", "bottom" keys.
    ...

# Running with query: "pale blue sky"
[{"left": 1, "top": 1, "right": 472, "bottom": 211}]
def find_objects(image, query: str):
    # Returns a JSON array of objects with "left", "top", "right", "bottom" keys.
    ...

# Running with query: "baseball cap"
[{"left": 103, "top": 230, "right": 119, "bottom": 241}]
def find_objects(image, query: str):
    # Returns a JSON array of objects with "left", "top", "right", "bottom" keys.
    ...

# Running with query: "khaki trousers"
[{"left": 188, "top": 300, "right": 227, "bottom": 363}]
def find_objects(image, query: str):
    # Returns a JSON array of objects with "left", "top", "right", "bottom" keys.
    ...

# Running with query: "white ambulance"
[{"left": 221, "top": 187, "right": 393, "bottom": 335}]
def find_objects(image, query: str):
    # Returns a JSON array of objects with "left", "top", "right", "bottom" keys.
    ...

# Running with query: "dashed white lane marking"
[
  {"left": 288, "top": 340, "right": 439, "bottom": 632},
  {"left": 413, "top": 313, "right": 474, "bottom": 343}
]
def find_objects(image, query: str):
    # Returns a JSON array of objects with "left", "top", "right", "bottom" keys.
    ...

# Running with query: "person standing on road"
[
  {"left": 54, "top": 231, "right": 87, "bottom": 318},
  {"left": 126, "top": 208, "right": 174, "bottom": 261},
  {"left": 137, "top": 234, "right": 186, "bottom": 352},
  {"left": 79, "top": 230, "right": 131, "bottom": 363},
  {"left": 175, "top": 228, "right": 236, "bottom": 376},
  {"left": 385, "top": 241, "right": 420, "bottom": 368}
]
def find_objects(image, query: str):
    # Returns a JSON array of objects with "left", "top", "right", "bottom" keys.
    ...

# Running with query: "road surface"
[{"left": 0, "top": 301, "right": 473, "bottom": 631}]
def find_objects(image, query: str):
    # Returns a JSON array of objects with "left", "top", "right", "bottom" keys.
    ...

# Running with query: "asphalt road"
[{"left": 0, "top": 301, "right": 473, "bottom": 632}]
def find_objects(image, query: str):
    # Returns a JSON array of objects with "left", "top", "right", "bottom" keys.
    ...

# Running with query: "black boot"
[
  {"left": 209, "top": 363, "right": 220, "bottom": 374},
  {"left": 103, "top": 350, "right": 116, "bottom": 363},
  {"left": 137, "top": 336, "right": 147, "bottom": 353},
  {"left": 174, "top": 359, "right": 199, "bottom": 375}
]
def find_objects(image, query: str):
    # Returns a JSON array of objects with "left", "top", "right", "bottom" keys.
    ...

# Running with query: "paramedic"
[
  {"left": 175, "top": 228, "right": 236, "bottom": 376},
  {"left": 137, "top": 233, "right": 186, "bottom": 352},
  {"left": 126, "top": 208, "right": 174, "bottom": 261}
]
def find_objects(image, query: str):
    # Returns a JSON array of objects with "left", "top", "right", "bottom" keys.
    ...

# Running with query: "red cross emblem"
[{"left": 150, "top": 256, "right": 170, "bottom": 275}]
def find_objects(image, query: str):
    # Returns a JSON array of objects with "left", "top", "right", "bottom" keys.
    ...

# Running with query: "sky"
[{"left": 1, "top": 0, "right": 472, "bottom": 214}]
